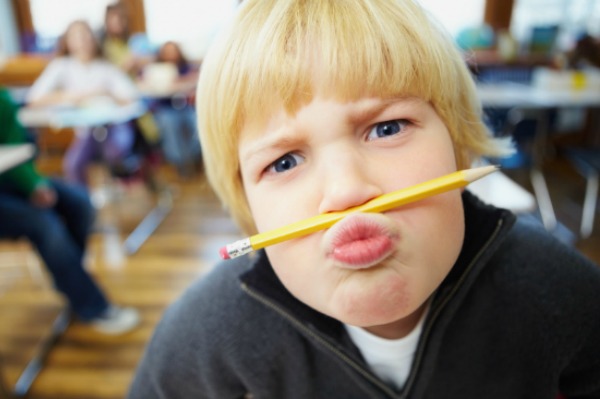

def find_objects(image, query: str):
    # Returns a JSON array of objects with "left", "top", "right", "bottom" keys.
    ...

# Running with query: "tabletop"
[
  {"left": 0, "top": 144, "right": 35, "bottom": 174},
  {"left": 17, "top": 101, "right": 147, "bottom": 129},
  {"left": 468, "top": 169, "right": 537, "bottom": 214},
  {"left": 477, "top": 82, "right": 600, "bottom": 109},
  {"left": 136, "top": 79, "right": 197, "bottom": 99}
]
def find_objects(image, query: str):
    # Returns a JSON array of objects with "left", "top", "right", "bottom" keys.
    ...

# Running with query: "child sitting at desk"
[
  {"left": 26, "top": 20, "right": 140, "bottom": 186},
  {"left": 0, "top": 86, "right": 139, "bottom": 334},
  {"left": 147, "top": 41, "right": 201, "bottom": 177},
  {"left": 129, "top": 0, "right": 600, "bottom": 398}
]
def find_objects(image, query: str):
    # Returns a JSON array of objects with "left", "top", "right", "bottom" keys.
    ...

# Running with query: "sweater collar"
[{"left": 240, "top": 191, "right": 516, "bottom": 340}]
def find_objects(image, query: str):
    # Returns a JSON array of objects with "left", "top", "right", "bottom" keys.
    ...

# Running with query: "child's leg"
[
  {"left": 50, "top": 178, "right": 95, "bottom": 253},
  {"left": 101, "top": 122, "right": 136, "bottom": 165},
  {"left": 63, "top": 128, "right": 97, "bottom": 185},
  {"left": 0, "top": 191, "right": 109, "bottom": 320},
  {"left": 154, "top": 106, "right": 185, "bottom": 165},
  {"left": 182, "top": 107, "right": 202, "bottom": 159}
]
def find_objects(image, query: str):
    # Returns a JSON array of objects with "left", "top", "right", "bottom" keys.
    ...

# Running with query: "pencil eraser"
[{"left": 219, "top": 246, "right": 230, "bottom": 260}]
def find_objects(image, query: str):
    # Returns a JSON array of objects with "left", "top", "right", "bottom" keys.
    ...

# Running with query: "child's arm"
[{"left": 0, "top": 88, "right": 47, "bottom": 196}]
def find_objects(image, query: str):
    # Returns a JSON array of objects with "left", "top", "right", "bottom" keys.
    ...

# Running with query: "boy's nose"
[{"left": 317, "top": 157, "right": 382, "bottom": 214}]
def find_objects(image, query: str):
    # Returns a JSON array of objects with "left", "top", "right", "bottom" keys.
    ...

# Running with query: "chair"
[
  {"left": 562, "top": 147, "right": 600, "bottom": 238},
  {"left": 485, "top": 106, "right": 558, "bottom": 231},
  {"left": 98, "top": 119, "right": 173, "bottom": 255}
]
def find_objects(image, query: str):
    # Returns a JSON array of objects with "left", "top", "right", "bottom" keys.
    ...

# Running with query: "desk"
[
  {"left": 0, "top": 144, "right": 35, "bottom": 173},
  {"left": 468, "top": 170, "right": 537, "bottom": 214},
  {"left": 17, "top": 101, "right": 146, "bottom": 129},
  {"left": 0, "top": 54, "right": 48, "bottom": 87},
  {"left": 477, "top": 82, "right": 600, "bottom": 231},
  {"left": 136, "top": 79, "right": 196, "bottom": 99},
  {"left": 17, "top": 101, "right": 171, "bottom": 255},
  {"left": 0, "top": 144, "right": 71, "bottom": 398},
  {"left": 477, "top": 83, "right": 600, "bottom": 109}
]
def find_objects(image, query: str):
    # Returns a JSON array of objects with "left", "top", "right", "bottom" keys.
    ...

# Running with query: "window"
[
  {"left": 29, "top": 0, "right": 115, "bottom": 52},
  {"left": 20, "top": 0, "right": 600, "bottom": 59},
  {"left": 417, "top": 0, "right": 486, "bottom": 39},
  {"left": 143, "top": 0, "right": 484, "bottom": 60},
  {"left": 143, "top": 0, "right": 239, "bottom": 60},
  {"left": 511, "top": 0, "right": 600, "bottom": 51}
]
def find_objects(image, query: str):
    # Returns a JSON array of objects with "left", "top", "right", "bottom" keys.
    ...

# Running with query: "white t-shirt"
[
  {"left": 344, "top": 310, "right": 427, "bottom": 390},
  {"left": 27, "top": 57, "right": 139, "bottom": 104}
]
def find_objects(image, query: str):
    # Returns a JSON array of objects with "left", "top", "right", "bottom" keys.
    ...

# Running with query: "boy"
[{"left": 129, "top": 1, "right": 600, "bottom": 398}]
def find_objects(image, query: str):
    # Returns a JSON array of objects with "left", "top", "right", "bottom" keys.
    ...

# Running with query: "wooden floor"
[
  {"left": 0, "top": 165, "right": 243, "bottom": 399},
  {"left": 0, "top": 157, "right": 599, "bottom": 399}
]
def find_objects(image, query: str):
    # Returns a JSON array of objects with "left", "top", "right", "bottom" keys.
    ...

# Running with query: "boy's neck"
[{"left": 362, "top": 302, "right": 428, "bottom": 340}]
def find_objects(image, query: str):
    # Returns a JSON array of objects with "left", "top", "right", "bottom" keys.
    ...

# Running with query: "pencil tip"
[
  {"left": 219, "top": 246, "right": 230, "bottom": 260},
  {"left": 465, "top": 164, "right": 498, "bottom": 182}
]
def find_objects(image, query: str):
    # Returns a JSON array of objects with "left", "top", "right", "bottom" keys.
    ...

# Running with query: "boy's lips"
[{"left": 323, "top": 213, "right": 398, "bottom": 269}]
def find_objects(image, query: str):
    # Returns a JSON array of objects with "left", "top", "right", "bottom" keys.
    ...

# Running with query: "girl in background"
[
  {"left": 26, "top": 20, "right": 139, "bottom": 185},
  {"left": 151, "top": 41, "right": 201, "bottom": 176},
  {"left": 101, "top": 2, "right": 145, "bottom": 77}
]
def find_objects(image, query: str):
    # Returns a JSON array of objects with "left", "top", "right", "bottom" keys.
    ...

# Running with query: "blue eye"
[
  {"left": 268, "top": 153, "right": 304, "bottom": 173},
  {"left": 367, "top": 119, "right": 410, "bottom": 140}
]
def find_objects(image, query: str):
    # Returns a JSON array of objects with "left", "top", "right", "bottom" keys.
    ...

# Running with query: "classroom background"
[{"left": 1, "top": 0, "right": 599, "bottom": 397}]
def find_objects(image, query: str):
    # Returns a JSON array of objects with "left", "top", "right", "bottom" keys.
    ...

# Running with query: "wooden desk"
[{"left": 0, "top": 55, "right": 48, "bottom": 86}]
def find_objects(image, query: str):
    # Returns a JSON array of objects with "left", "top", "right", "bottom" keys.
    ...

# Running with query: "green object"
[{"left": 0, "top": 87, "right": 46, "bottom": 196}]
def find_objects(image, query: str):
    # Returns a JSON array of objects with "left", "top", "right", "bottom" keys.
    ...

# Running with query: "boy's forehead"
[{"left": 238, "top": 95, "right": 428, "bottom": 157}]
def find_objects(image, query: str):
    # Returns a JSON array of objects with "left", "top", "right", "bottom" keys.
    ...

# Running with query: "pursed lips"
[{"left": 322, "top": 212, "right": 398, "bottom": 269}]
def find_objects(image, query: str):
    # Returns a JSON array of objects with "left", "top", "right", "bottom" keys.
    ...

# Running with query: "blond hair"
[{"left": 197, "top": 0, "right": 511, "bottom": 235}]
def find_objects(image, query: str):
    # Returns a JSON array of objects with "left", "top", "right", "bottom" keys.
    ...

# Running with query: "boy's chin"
[
  {"left": 330, "top": 288, "right": 417, "bottom": 329},
  {"left": 337, "top": 302, "right": 427, "bottom": 339}
]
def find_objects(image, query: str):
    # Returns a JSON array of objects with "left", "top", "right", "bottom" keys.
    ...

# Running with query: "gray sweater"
[{"left": 129, "top": 192, "right": 600, "bottom": 398}]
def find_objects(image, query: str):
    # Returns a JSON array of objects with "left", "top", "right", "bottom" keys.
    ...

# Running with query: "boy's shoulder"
[
  {"left": 166, "top": 255, "right": 259, "bottom": 328},
  {"left": 153, "top": 254, "right": 296, "bottom": 352},
  {"left": 503, "top": 214, "right": 598, "bottom": 270},
  {"left": 486, "top": 213, "right": 600, "bottom": 310},
  {"left": 133, "top": 254, "right": 314, "bottom": 395}
]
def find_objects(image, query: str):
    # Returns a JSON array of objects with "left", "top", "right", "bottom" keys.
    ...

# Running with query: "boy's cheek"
[{"left": 247, "top": 188, "right": 318, "bottom": 233}]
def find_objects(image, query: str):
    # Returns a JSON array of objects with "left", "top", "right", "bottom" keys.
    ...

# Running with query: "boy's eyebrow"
[
  {"left": 349, "top": 97, "right": 423, "bottom": 124},
  {"left": 348, "top": 102, "right": 389, "bottom": 124},
  {"left": 239, "top": 129, "right": 301, "bottom": 164}
]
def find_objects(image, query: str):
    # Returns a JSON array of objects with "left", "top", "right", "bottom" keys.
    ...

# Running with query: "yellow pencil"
[{"left": 219, "top": 165, "right": 498, "bottom": 260}]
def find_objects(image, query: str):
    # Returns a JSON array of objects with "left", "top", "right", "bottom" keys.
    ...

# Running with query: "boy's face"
[{"left": 239, "top": 96, "right": 465, "bottom": 338}]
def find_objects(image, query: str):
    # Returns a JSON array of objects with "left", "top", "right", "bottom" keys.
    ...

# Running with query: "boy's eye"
[
  {"left": 267, "top": 153, "right": 305, "bottom": 174},
  {"left": 367, "top": 119, "right": 410, "bottom": 140}
]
